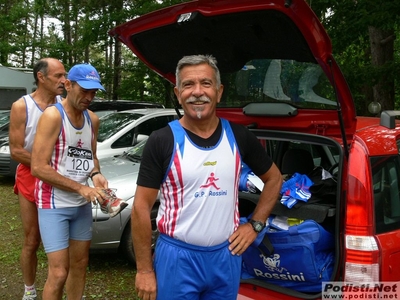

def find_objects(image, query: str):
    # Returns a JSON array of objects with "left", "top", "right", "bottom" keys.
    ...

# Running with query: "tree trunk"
[
  {"left": 62, "top": 0, "right": 72, "bottom": 65},
  {"left": 111, "top": 0, "right": 124, "bottom": 100},
  {"left": 368, "top": 26, "right": 395, "bottom": 112},
  {"left": 31, "top": 13, "right": 38, "bottom": 67},
  {"left": 113, "top": 39, "right": 121, "bottom": 100},
  {"left": 22, "top": 0, "right": 30, "bottom": 67},
  {"left": 105, "top": 36, "right": 112, "bottom": 98}
]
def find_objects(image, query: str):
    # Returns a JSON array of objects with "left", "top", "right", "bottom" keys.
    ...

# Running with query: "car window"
[
  {"left": 0, "top": 123, "right": 9, "bottom": 133},
  {"left": 136, "top": 116, "right": 176, "bottom": 136},
  {"left": 111, "top": 115, "right": 176, "bottom": 149},
  {"left": 125, "top": 138, "right": 148, "bottom": 160},
  {"left": 371, "top": 155, "right": 400, "bottom": 234},
  {"left": 0, "top": 111, "right": 10, "bottom": 128},
  {"left": 95, "top": 110, "right": 116, "bottom": 118},
  {"left": 259, "top": 138, "right": 339, "bottom": 175},
  {"left": 284, "top": 142, "right": 322, "bottom": 168},
  {"left": 111, "top": 130, "right": 135, "bottom": 148},
  {"left": 219, "top": 59, "right": 337, "bottom": 110},
  {"left": 0, "top": 88, "right": 27, "bottom": 110},
  {"left": 97, "top": 112, "right": 143, "bottom": 142}
]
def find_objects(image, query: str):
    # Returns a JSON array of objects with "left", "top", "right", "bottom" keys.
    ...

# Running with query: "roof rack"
[{"left": 380, "top": 110, "right": 400, "bottom": 129}]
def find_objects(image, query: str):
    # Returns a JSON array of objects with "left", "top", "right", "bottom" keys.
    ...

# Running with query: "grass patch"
[{"left": 0, "top": 176, "right": 140, "bottom": 299}]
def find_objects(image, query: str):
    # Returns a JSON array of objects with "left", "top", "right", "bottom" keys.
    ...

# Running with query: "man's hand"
[
  {"left": 78, "top": 185, "right": 107, "bottom": 204},
  {"left": 135, "top": 271, "right": 157, "bottom": 300},
  {"left": 228, "top": 223, "right": 257, "bottom": 255},
  {"left": 92, "top": 173, "right": 108, "bottom": 189}
]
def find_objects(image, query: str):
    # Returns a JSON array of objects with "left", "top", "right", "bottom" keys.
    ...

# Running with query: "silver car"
[
  {"left": 96, "top": 108, "right": 181, "bottom": 159},
  {"left": 90, "top": 138, "right": 159, "bottom": 264},
  {"left": 0, "top": 110, "right": 18, "bottom": 177}
]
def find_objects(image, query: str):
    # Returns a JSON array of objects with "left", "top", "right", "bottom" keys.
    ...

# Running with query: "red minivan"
[{"left": 109, "top": 0, "right": 400, "bottom": 298}]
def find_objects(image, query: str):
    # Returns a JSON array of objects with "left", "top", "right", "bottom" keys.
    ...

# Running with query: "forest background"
[{"left": 0, "top": 0, "right": 399, "bottom": 116}]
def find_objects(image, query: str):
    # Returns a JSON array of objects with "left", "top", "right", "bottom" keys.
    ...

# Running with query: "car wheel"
[{"left": 121, "top": 204, "right": 159, "bottom": 265}]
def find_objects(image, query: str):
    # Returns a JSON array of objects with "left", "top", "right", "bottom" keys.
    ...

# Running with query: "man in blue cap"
[{"left": 31, "top": 64, "right": 109, "bottom": 300}]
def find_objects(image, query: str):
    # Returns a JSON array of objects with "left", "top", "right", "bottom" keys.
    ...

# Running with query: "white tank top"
[
  {"left": 23, "top": 94, "right": 62, "bottom": 152},
  {"left": 158, "top": 119, "right": 241, "bottom": 246},
  {"left": 35, "top": 103, "right": 94, "bottom": 209}
]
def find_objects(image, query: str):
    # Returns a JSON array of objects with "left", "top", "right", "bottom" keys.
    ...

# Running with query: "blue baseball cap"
[{"left": 68, "top": 64, "right": 105, "bottom": 91}]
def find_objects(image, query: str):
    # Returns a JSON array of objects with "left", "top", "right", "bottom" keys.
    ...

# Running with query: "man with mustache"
[
  {"left": 9, "top": 58, "right": 66, "bottom": 300},
  {"left": 132, "top": 55, "right": 283, "bottom": 300}
]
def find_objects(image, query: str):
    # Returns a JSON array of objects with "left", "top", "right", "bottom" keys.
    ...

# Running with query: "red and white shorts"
[{"left": 14, "top": 164, "right": 35, "bottom": 202}]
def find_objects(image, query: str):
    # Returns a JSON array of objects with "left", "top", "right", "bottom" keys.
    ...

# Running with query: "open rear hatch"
[{"left": 109, "top": 0, "right": 356, "bottom": 142}]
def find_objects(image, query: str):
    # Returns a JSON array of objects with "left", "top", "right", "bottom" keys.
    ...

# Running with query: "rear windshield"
[{"left": 218, "top": 59, "right": 337, "bottom": 110}]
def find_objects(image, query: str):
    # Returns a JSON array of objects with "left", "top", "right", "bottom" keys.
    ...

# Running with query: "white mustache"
[{"left": 185, "top": 96, "right": 211, "bottom": 104}]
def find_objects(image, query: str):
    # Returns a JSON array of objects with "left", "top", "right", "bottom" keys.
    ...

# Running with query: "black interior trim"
[{"left": 130, "top": 10, "right": 316, "bottom": 76}]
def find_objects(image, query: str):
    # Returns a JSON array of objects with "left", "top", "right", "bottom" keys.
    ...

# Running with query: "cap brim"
[{"left": 76, "top": 80, "right": 106, "bottom": 92}]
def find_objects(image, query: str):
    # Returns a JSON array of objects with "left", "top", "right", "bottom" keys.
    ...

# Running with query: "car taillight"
[
  {"left": 344, "top": 235, "right": 380, "bottom": 282},
  {"left": 344, "top": 139, "right": 380, "bottom": 282}
]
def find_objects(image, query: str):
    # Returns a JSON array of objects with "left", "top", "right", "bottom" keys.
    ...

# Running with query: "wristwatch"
[{"left": 249, "top": 219, "right": 265, "bottom": 233}]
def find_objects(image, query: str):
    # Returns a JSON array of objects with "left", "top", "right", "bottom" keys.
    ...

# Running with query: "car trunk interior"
[{"left": 237, "top": 129, "right": 342, "bottom": 298}]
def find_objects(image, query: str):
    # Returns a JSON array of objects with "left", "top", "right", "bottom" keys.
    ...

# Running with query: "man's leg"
[
  {"left": 19, "top": 194, "right": 41, "bottom": 293},
  {"left": 42, "top": 249, "right": 69, "bottom": 300},
  {"left": 65, "top": 203, "right": 92, "bottom": 300},
  {"left": 38, "top": 207, "right": 72, "bottom": 300},
  {"left": 65, "top": 240, "right": 91, "bottom": 300}
]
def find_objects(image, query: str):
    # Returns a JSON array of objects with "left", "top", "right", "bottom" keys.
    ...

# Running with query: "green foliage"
[
  {"left": 0, "top": 0, "right": 29, "bottom": 64},
  {"left": 1, "top": 0, "right": 399, "bottom": 113},
  {"left": 306, "top": 0, "right": 400, "bottom": 114},
  {"left": 115, "top": 54, "right": 172, "bottom": 106}
]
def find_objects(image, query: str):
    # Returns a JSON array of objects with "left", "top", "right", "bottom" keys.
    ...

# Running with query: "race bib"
[{"left": 65, "top": 146, "right": 94, "bottom": 181}]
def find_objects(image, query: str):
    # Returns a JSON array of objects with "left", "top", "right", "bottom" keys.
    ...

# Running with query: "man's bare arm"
[
  {"left": 228, "top": 162, "right": 282, "bottom": 255},
  {"left": 31, "top": 106, "right": 98, "bottom": 201},
  {"left": 251, "top": 162, "right": 283, "bottom": 222},
  {"left": 88, "top": 110, "right": 108, "bottom": 189},
  {"left": 132, "top": 185, "right": 159, "bottom": 299},
  {"left": 9, "top": 98, "right": 31, "bottom": 166},
  {"left": 132, "top": 185, "right": 159, "bottom": 271}
]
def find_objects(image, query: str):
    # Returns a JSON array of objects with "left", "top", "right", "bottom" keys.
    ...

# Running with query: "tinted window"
[
  {"left": 0, "top": 88, "right": 26, "bottom": 110},
  {"left": 371, "top": 156, "right": 400, "bottom": 234},
  {"left": 284, "top": 142, "right": 336, "bottom": 171},
  {"left": 262, "top": 139, "right": 338, "bottom": 175}
]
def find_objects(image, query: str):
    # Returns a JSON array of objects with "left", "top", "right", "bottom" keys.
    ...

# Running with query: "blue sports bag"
[{"left": 240, "top": 216, "right": 334, "bottom": 292}]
